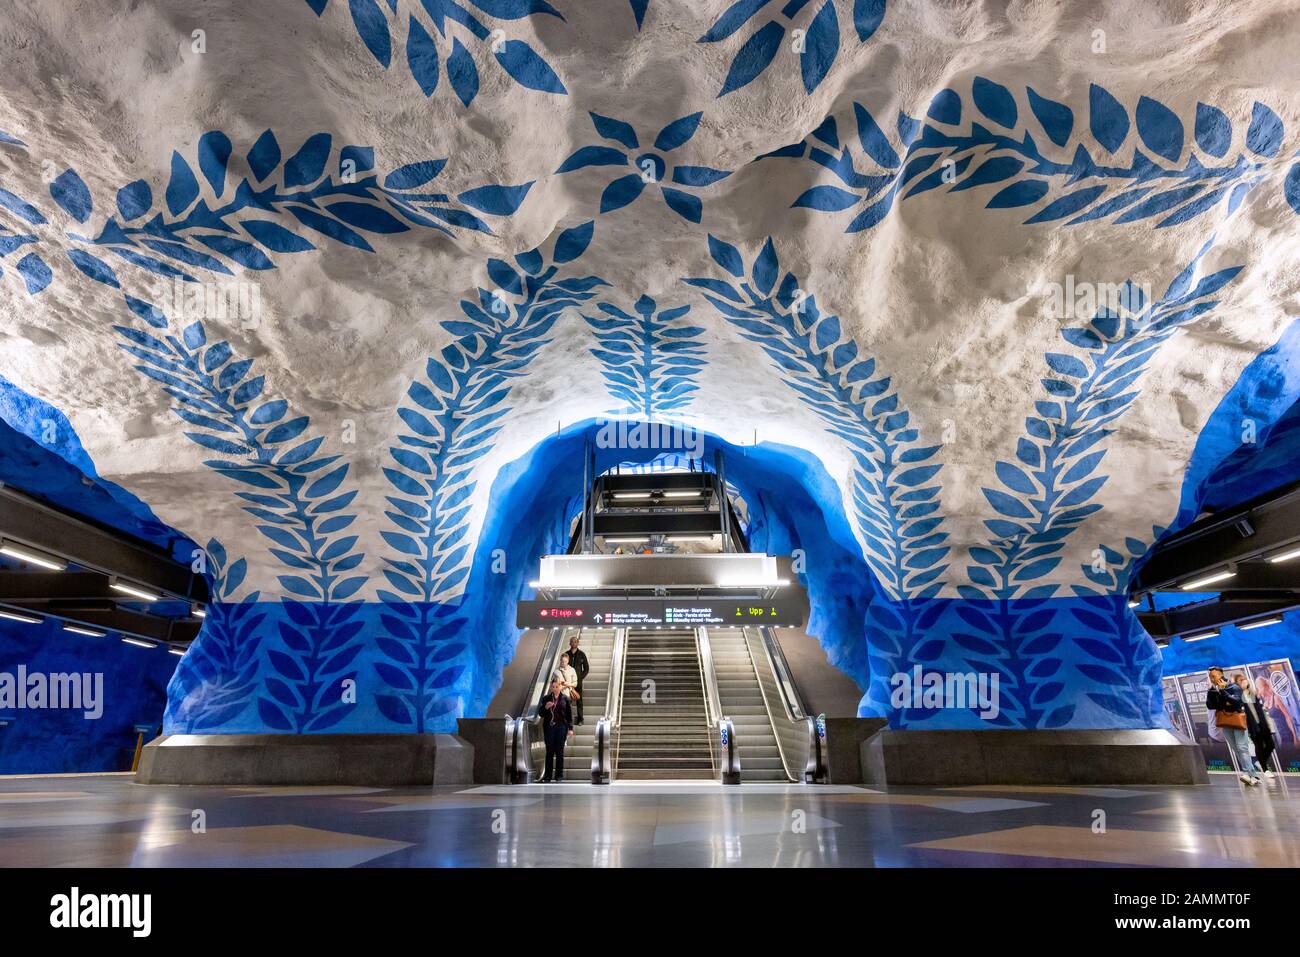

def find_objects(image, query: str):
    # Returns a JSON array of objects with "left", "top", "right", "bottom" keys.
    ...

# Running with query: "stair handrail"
[
  {"left": 696, "top": 627, "right": 723, "bottom": 728},
  {"left": 606, "top": 627, "right": 628, "bottom": 779}
]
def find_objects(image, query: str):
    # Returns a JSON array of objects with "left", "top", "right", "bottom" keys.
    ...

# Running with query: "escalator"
[{"left": 508, "top": 622, "right": 818, "bottom": 783}]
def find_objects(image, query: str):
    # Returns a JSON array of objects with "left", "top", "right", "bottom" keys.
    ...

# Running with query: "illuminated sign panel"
[{"left": 516, "top": 597, "right": 807, "bottom": 629}]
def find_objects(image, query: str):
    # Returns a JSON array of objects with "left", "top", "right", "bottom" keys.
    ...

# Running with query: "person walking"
[
  {"left": 1237, "top": 672, "right": 1278, "bottom": 777},
  {"left": 552, "top": 652, "right": 579, "bottom": 702},
  {"left": 1206, "top": 666, "right": 1262, "bottom": 786},
  {"left": 567, "top": 635, "right": 590, "bottom": 726},
  {"left": 537, "top": 677, "right": 574, "bottom": 783}
]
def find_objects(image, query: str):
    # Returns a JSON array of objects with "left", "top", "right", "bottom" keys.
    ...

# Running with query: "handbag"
[{"left": 1215, "top": 709, "right": 1247, "bottom": 731}]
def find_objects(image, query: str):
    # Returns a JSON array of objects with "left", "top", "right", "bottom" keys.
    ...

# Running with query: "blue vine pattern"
[
  {"left": 582, "top": 294, "right": 706, "bottom": 418},
  {"left": 939, "top": 245, "right": 1244, "bottom": 727},
  {"left": 683, "top": 233, "right": 948, "bottom": 602},
  {"left": 0, "top": 129, "right": 532, "bottom": 302},
  {"left": 372, "top": 220, "right": 606, "bottom": 730},
  {"left": 771, "top": 79, "right": 1291, "bottom": 232},
  {"left": 303, "top": 0, "right": 568, "bottom": 104}
]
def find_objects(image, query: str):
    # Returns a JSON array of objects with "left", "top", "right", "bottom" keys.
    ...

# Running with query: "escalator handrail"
[
  {"left": 519, "top": 625, "right": 568, "bottom": 719},
  {"left": 696, "top": 627, "right": 723, "bottom": 729},
  {"left": 755, "top": 625, "right": 807, "bottom": 722}
]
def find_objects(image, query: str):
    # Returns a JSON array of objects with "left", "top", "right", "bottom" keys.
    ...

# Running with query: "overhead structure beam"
[
  {"left": 1131, "top": 483, "right": 1300, "bottom": 593},
  {"left": 1138, "top": 594, "right": 1300, "bottom": 640},
  {"left": 0, "top": 482, "right": 208, "bottom": 602}
]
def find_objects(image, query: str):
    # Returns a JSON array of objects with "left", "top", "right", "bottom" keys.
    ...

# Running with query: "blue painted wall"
[{"left": 0, "top": 615, "right": 177, "bottom": 774}]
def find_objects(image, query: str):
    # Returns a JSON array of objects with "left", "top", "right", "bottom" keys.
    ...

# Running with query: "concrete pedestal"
[
  {"left": 135, "top": 733, "right": 474, "bottom": 786},
  {"left": 823, "top": 717, "right": 888, "bottom": 783},
  {"left": 456, "top": 718, "right": 509, "bottom": 784},
  {"left": 861, "top": 729, "right": 1209, "bottom": 786}
]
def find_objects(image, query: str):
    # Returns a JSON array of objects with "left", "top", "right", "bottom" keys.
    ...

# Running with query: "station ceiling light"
[
  {"left": 63, "top": 624, "right": 106, "bottom": 638},
  {"left": 662, "top": 490, "right": 705, "bottom": 498},
  {"left": 110, "top": 579, "right": 161, "bottom": 602},
  {"left": 1267, "top": 545, "right": 1300, "bottom": 564},
  {"left": 122, "top": 637, "right": 156, "bottom": 649},
  {"left": 1183, "top": 629, "right": 1219, "bottom": 642},
  {"left": 1238, "top": 616, "right": 1284, "bottom": 631},
  {"left": 192, "top": 603, "right": 207, "bottom": 619},
  {"left": 1180, "top": 567, "right": 1235, "bottom": 591},
  {"left": 0, "top": 608, "right": 42, "bottom": 625},
  {"left": 0, "top": 539, "right": 68, "bottom": 572}
]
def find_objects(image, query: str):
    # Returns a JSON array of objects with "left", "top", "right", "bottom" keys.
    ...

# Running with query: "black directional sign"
[{"left": 516, "top": 597, "right": 807, "bottom": 629}]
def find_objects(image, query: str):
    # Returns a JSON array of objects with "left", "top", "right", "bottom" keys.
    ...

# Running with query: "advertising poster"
[
  {"left": 1168, "top": 659, "right": 1300, "bottom": 773},
  {"left": 1162, "top": 676, "right": 1194, "bottom": 743},
  {"left": 1243, "top": 660, "right": 1300, "bottom": 772}
]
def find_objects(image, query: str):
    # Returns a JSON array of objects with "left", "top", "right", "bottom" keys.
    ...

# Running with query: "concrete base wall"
[
  {"left": 823, "top": 717, "right": 888, "bottom": 783},
  {"left": 861, "top": 729, "right": 1210, "bottom": 786},
  {"left": 135, "top": 733, "right": 474, "bottom": 786},
  {"left": 457, "top": 718, "right": 509, "bottom": 784}
]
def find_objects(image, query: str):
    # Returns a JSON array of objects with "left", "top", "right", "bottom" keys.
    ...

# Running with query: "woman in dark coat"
[
  {"left": 1236, "top": 672, "right": 1278, "bottom": 776},
  {"left": 537, "top": 677, "right": 574, "bottom": 783}
]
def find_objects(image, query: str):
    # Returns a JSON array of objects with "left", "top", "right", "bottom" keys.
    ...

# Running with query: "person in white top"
[{"left": 551, "top": 652, "right": 579, "bottom": 700}]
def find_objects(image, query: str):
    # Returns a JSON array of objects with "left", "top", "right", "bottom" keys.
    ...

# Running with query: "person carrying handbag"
[{"left": 1206, "top": 667, "right": 1262, "bottom": 786}]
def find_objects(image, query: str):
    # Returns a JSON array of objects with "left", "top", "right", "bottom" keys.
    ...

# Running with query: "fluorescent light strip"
[
  {"left": 717, "top": 579, "right": 791, "bottom": 588},
  {"left": 192, "top": 604, "right": 207, "bottom": 619},
  {"left": 611, "top": 492, "right": 652, "bottom": 500},
  {"left": 0, "top": 609, "right": 42, "bottom": 625},
  {"left": 122, "top": 637, "right": 156, "bottom": 649},
  {"left": 0, "top": 542, "right": 68, "bottom": 572},
  {"left": 1238, "top": 616, "right": 1284, "bottom": 631},
  {"left": 63, "top": 624, "right": 106, "bottom": 638},
  {"left": 1268, "top": 546, "right": 1300, "bottom": 564},
  {"left": 168, "top": 647, "right": 186, "bottom": 656},
  {"left": 1180, "top": 569, "right": 1235, "bottom": 591},
  {"left": 668, "top": 535, "right": 716, "bottom": 542},
  {"left": 604, "top": 537, "right": 649, "bottom": 544},
  {"left": 662, "top": 490, "right": 705, "bottom": 498},
  {"left": 1183, "top": 629, "right": 1219, "bottom": 642},
  {"left": 1127, "top": 599, "right": 1142, "bottom": 609},
  {"left": 111, "top": 581, "right": 161, "bottom": 602}
]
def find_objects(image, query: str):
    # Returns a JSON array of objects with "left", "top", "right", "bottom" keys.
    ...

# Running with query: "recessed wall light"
[
  {"left": 1180, "top": 569, "right": 1235, "bottom": 591},
  {"left": 1238, "top": 616, "right": 1283, "bottom": 631},
  {"left": 0, "top": 541, "right": 68, "bottom": 572},
  {"left": 0, "top": 609, "right": 42, "bottom": 625},
  {"left": 63, "top": 624, "right": 106, "bottom": 638},
  {"left": 110, "top": 580, "right": 161, "bottom": 602}
]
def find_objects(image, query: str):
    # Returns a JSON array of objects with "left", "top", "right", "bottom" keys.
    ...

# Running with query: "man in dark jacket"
[
  {"left": 538, "top": 677, "right": 574, "bottom": 783},
  {"left": 567, "top": 635, "right": 590, "bottom": 725}
]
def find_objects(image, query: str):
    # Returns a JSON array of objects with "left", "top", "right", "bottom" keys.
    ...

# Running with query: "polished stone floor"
[{"left": 0, "top": 772, "right": 1296, "bottom": 867}]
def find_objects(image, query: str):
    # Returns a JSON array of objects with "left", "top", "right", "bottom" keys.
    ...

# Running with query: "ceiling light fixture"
[
  {"left": 662, "top": 490, "right": 705, "bottom": 498},
  {"left": 1183, "top": 629, "right": 1219, "bottom": 642},
  {"left": 63, "top": 624, "right": 106, "bottom": 638},
  {"left": 0, "top": 609, "right": 42, "bottom": 625},
  {"left": 1238, "top": 616, "right": 1284, "bottom": 631},
  {"left": 0, "top": 540, "right": 68, "bottom": 572},
  {"left": 1180, "top": 568, "right": 1235, "bottom": 591},
  {"left": 1267, "top": 545, "right": 1300, "bottom": 564},
  {"left": 611, "top": 492, "right": 652, "bottom": 500},
  {"left": 110, "top": 580, "right": 160, "bottom": 602},
  {"left": 122, "top": 637, "right": 156, "bottom": 649},
  {"left": 191, "top": 603, "right": 207, "bottom": 619},
  {"left": 168, "top": 647, "right": 186, "bottom": 656}
]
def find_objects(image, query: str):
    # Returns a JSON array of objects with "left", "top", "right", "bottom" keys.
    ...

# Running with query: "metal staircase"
[{"left": 614, "top": 630, "right": 714, "bottom": 780}]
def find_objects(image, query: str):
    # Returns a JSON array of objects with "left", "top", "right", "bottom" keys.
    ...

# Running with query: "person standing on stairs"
[
  {"left": 538, "top": 677, "right": 574, "bottom": 783},
  {"left": 567, "top": 635, "right": 590, "bottom": 726}
]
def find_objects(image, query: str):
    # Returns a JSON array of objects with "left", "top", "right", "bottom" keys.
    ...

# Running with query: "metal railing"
[{"left": 696, "top": 627, "right": 724, "bottom": 775}]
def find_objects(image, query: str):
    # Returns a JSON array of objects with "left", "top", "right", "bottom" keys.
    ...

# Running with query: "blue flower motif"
[
  {"left": 556, "top": 112, "right": 731, "bottom": 223},
  {"left": 700, "top": 0, "right": 887, "bottom": 97}
]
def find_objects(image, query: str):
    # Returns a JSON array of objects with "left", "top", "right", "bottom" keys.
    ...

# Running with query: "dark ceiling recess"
[
  {"left": 1130, "top": 480, "right": 1300, "bottom": 641},
  {"left": 0, "top": 482, "right": 208, "bottom": 647}
]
